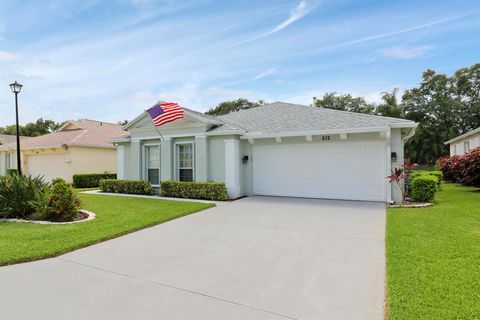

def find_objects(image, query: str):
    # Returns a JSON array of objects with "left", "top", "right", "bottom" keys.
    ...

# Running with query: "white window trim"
[
  {"left": 5, "top": 153, "right": 11, "bottom": 170},
  {"left": 174, "top": 141, "right": 195, "bottom": 182},
  {"left": 143, "top": 143, "right": 161, "bottom": 187},
  {"left": 463, "top": 141, "right": 470, "bottom": 154}
]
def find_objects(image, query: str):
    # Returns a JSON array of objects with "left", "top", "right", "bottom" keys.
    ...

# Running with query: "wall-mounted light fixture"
[
  {"left": 242, "top": 155, "right": 249, "bottom": 164},
  {"left": 391, "top": 152, "right": 397, "bottom": 163}
]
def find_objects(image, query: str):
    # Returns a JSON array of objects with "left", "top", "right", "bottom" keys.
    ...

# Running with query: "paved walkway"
[{"left": 0, "top": 196, "right": 386, "bottom": 320}]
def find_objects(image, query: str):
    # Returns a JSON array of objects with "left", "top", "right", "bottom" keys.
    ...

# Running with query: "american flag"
[{"left": 146, "top": 102, "right": 184, "bottom": 126}]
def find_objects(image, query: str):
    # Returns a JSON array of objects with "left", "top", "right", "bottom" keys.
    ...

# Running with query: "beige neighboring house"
[
  {"left": 445, "top": 127, "right": 480, "bottom": 156},
  {"left": 0, "top": 119, "right": 127, "bottom": 182},
  {"left": 0, "top": 134, "right": 29, "bottom": 145}
]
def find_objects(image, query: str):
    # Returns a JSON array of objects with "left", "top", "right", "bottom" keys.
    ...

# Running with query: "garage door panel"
[{"left": 252, "top": 140, "right": 387, "bottom": 201}]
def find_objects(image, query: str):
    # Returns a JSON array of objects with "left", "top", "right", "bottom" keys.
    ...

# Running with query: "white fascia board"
[
  {"left": 123, "top": 112, "right": 147, "bottom": 130},
  {"left": 205, "top": 130, "right": 246, "bottom": 136},
  {"left": 444, "top": 127, "right": 480, "bottom": 145},
  {"left": 390, "top": 122, "right": 418, "bottom": 129},
  {"left": 239, "top": 126, "right": 390, "bottom": 139},
  {"left": 69, "top": 143, "right": 116, "bottom": 149}
]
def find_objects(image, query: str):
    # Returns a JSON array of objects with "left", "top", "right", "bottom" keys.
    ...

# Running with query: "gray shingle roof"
[{"left": 213, "top": 102, "right": 414, "bottom": 135}]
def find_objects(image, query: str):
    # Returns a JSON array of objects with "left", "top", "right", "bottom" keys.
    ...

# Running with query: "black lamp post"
[{"left": 9, "top": 81, "right": 23, "bottom": 175}]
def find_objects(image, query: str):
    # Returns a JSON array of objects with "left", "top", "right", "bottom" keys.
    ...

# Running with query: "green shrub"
[
  {"left": 0, "top": 173, "right": 49, "bottom": 218},
  {"left": 99, "top": 179, "right": 155, "bottom": 195},
  {"left": 73, "top": 173, "right": 117, "bottom": 188},
  {"left": 52, "top": 177, "right": 67, "bottom": 185},
  {"left": 6, "top": 169, "right": 18, "bottom": 176},
  {"left": 410, "top": 175, "right": 439, "bottom": 202},
  {"left": 44, "top": 180, "right": 81, "bottom": 222},
  {"left": 410, "top": 171, "right": 442, "bottom": 188},
  {"left": 160, "top": 181, "right": 229, "bottom": 201}
]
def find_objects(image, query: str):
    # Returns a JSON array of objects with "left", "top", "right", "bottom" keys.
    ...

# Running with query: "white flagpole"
[{"left": 144, "top": 109, "right": 165, "bottom": 141}]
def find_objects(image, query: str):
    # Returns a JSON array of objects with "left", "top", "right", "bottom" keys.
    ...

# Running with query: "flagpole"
[{"left": 144, "top": 109, "right": 165, "bottom": 141}]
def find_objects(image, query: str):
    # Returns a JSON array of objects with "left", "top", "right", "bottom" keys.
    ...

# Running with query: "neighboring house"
[
  {"left": 445, "top": 127, "right": 480, "bottom": 156},
  {"left": 0, "top": 134, "right": 29, "bottom": 145},
  {"left": 0, "top": 119, "right": 127, "bottom": 182},
  {"left": 113, "top": 102, "right": 417, "bottom": 203}
]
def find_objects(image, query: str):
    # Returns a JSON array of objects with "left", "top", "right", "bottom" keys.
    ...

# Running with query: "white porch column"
[
  {"left": 130, "top": 140, "right": 141, "bottom": 180},
  {"left": 224, "top": 139, "right": 241, "bottom": 199},
  {"left": 116, "top": 145, "right": 125, "bottom": 179},
  {"left": 195, "top": 136, "right": 208, "bottom": 182},
  {"left": 161, "top": 138, "right": 172, "bottom": 181}
]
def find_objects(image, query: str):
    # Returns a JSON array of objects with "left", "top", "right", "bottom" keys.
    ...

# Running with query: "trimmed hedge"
[
  {"left": 410, "top": 175, "right": 439, "bottom": 202},
  {"left": 73, "top": 173, "right": 117, "bottom": 188},
  {"left": 410, "top": 171, "right": 443, "bottom": 188},
  {"left": 99, "top": 179, "right": 155, "bottom": 195},
  {"left": 160, "top": 181, "right": 229, "bottom": 201}
]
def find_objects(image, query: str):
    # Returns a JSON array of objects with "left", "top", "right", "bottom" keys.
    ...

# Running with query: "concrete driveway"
[{"left": 0, "top": 196, "right": 386, "bottom": 320}]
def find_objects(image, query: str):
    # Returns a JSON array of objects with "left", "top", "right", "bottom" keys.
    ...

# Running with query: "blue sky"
[{"left": 0, "top": 0, "right": 479, "bottom": 126}]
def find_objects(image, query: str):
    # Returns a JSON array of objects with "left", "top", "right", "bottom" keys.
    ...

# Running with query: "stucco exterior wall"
[
  {"left": 0, "top": 146, "right": 117, "bottom": 182},
  {"left": 449, "top": 131, "right": 480, "bottom": 156}
]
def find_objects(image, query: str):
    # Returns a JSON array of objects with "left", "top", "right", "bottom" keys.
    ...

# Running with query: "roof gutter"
[
  {"left": 240, "top": 126, "right": 392, "bottom": 140},
  {"left": 444, "top": 127, "right": 480, "bottom": 145}
]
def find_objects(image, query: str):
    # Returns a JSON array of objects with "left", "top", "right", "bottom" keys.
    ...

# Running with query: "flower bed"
[
  {"left": 1, "top": 210, "right": 96, "bottom": 225},
  {"left": 0, "top": 173, "right": 82, "bottom": 222}
]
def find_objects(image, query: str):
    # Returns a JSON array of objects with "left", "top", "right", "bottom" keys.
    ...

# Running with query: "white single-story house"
[
  {"left": 112, "top": 102, "right": 417, "bottom": 203},
  {"left": 0, "top": 119, "right": 127, "bottom": 182},
  {"left": 445, "top": 127, "right": 480, "bottom": 156}
]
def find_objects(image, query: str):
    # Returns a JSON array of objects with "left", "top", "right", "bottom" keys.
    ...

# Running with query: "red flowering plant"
[
  {"left": 387, "top": 167, "right": 408, "bottom": 204},
  {"left": 386, "top": 159, "right": 416, "bottom": 204},
  {"left": 439, "top": 147, "right": 480, "bottom": 187},
  {"left": 459, "top": 147, "right": 480, "bottom": 187}
]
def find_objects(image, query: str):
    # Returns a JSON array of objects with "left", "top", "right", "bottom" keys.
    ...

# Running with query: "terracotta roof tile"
[{"left": 0, "top": 119, "right": 126, "bottom": 151}]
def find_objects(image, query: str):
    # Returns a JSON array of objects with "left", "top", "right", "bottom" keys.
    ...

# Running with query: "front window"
[
  {"left": 5, "top": 154, "right": 11, "bottom": 169},
  {"left": 145, "top": 145, "right": 160, "bottom": 185},
  {"left": 177, "top": 143, "right": 194, "bottom": 182},
  {"left": 463, "top": 141, "right": 470, "bottom": 154}
]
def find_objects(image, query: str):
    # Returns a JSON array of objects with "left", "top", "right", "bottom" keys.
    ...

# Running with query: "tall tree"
[
  {"left": 376, "top": 88, "right": 405, "bottom": 118},
  {"left": 402, "top": 69, "right": 463, "bottom": 164},
  {"left": 313, "top": 92, "right": 375, "bottom": 114},
  {"left": 451, "top": 63, "right": 480, "bottom": 131},
  {"left": 205, "top": 99, "right": 266, "bottom": 116},
  {"left": 0, "top": 118, "right": 62, "bottom": 137}
]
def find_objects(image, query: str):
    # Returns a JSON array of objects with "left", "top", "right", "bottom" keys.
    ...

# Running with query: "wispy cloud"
[
  {"left": 236, "top": 0, "right": 316, "bottom": 45},
  {"left": 304, "top": 12, "right": 474, "bottom": 55},
  {"left": 254, "top": 68, "right": 278, "bottom": 80},
  {"left": 0, "top": 50, "right": 22, "bottom": 61},
  {"left": 270, "top": 0, "right": 314, "bottom": 34},
  {"left": 382, "top": 46, "right": 432, "bottom": 59}
]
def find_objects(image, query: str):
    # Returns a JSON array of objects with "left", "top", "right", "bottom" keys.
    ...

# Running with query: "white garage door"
[
  {"left": 252, "top": 139, "right": 387, "bottom": 201},
  {"left": 27, "top": 153, "right": 69, "bottom": 183}
]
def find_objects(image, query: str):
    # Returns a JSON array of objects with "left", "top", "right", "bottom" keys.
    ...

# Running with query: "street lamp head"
[{"left": 9, "top": 81, "right": 23, "bottom": 94}]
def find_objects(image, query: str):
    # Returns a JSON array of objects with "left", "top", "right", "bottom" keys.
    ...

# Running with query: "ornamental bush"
[
  {"left": 99, "top": 179, "right": 155, "bottom": 195},
  {"left": 459, "top": 147, "right": 480, "bottom": 187},
  {"left": 73, "top": 173, "right": 117, "bottom": 188},
  {"left": 0, "top": 173, "right": 49, "bottom": 218},
  {"left": 410, "top": 171, "right": 443, "bottom": 188},
  {"left": 160, "top": 181, "right": 229, "bottom": 201},
  {"left": 439, "top": 147, "right": 480, "bottom": 187},
  {"left": 410, "top": 175, "right": 439, "bottom": 202},
  {"left": 43, "top": 179, "right": 81, "bottom": 222}
]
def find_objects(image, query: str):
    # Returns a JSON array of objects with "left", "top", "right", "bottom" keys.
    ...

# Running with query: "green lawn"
[
  {"left": 386, "top": 183, "right": 480, "bottom": 320},
  {"left": 0, "top": 193, "right": 214, "bottom": 266}
]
